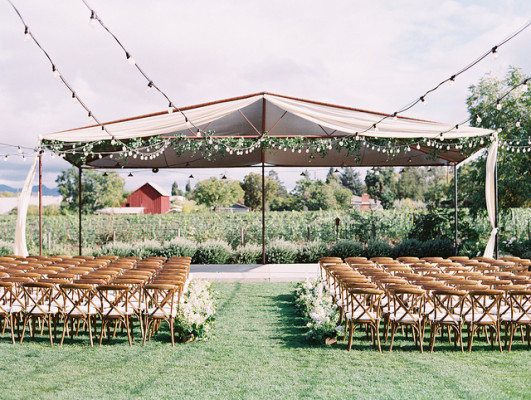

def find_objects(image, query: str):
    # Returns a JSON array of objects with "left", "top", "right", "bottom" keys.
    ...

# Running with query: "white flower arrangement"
[
  {"left": 295, "top": 278, "right": 343, "bottom": 343},
  {"left": 175, "top": 280, "right": 216, "bottom": 341}
]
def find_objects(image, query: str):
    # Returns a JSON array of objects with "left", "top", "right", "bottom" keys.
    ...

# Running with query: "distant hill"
[{"left": 0, "top": 184, "right": 60, "bottom": 196}]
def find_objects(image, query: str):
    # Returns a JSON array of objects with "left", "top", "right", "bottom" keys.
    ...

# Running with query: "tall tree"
[
  {"left": 171, "top": 181, "right": 179, "bottom": 196},
  {"left": 291, "top": 179, "right": 339, "bottom": 211},
  {"left": 56, "top": 168, "right": 126, "bottom": 214},
  {"left": 191, "top": 177, "right": 244, "bottom": 209},
  {"left": 185, "top": 180, "right": 192, "bottom": 193},
  {"left": 240, "top": 172, "right": 279, "bottom": 211},
  {"left": 462, "top": 67, "right": 530, "bottom": 213},
  {"left": 325, "top": 167, "right": 339, "bottom": 184},
  {"left": 365, "top": 167, "right": 397, "bottom": 209},
  {"left": 339, "top": 167, "right": 363, "bottom": 195}
]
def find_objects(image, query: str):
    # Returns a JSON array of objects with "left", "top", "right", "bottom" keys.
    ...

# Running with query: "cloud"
[{"left": 0, "top": 0, "right": 529, "bottom": 189}]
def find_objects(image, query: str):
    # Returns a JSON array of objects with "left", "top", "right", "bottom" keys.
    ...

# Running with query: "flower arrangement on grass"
[
  {"left": 295, "top": 278, "right": 344, "bottom": 343},
  {"left": 175, "top": 280, "right": 216, "bottom": 342}
]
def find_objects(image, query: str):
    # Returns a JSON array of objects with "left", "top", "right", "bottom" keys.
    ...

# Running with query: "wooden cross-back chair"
[
  {"left": 388, "top": 287, "right": 426, "bottom": 352},
  {"left": 59, "top": 283, "right": 99, "bottom": 347},
  {"left": 20, "top": 282, "right": 60, "bottom": 346},
  {"left": 143, "top": 284, "right": 181, "bottom": 346},
  {"left": 345, "top": 288, "right": 384, "bottom": 352},
  {"left": 428, "top": 289, "right": 467, "bottom": 352},
  {"left": 463, "top": 289, "right": 504, "bottom": 352},
  {"left": 96, "top": 285, "right": 136, "bottom": 346},
  {"left": 0, "top": 282, "right": 20, "bottom": 344},
  {"left": 503, "top": 289, "right": 531, "bottom": 351}
]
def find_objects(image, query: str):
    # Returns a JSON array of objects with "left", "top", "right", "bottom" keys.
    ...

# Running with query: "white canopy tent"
[{"left": 15, "top": 92, "right": 498, "bottom": 259}]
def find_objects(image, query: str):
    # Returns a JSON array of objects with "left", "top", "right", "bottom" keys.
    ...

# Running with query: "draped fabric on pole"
[
  {"left": 14, "top": 92, "right": 495, "bottom": 256},
  {"left": 483, "top": 138, "right": 499, "bottom": 258},
  {"left": 14, "top": 156, "right": 39, "bottom": 256}
]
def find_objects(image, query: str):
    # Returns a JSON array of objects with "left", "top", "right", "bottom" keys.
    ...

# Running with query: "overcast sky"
[{"left": 0, "top": 0, "right": 529, "bottom": 192}]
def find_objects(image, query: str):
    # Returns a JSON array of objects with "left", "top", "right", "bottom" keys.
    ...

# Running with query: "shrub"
[
  {"left": 233, "top": 244, "right": 262, "bottom": 264},
  {"left": 458, "top": 240, "right": 485, "bottom": 258},
  {"left": 420, "top": 238, "right": 455, "bottom": 258},
  {"left": 392, "top": 238, "right": 424, "bottom": 258},
  {"left": 329, "top": 240, "right": 363, "bottom": 260},
  {"left": 0, "top": 240, "right": 13, "bottom": 256},
  {"left": 363, "top": 240, "right": 393, "bottom": 259},
  {"left": 266, "top": 239, "right": 298, "bottom": 264},
  {"left": 161, "top": 237, "right": 197, "bottom": 258},
  {"left": 296, "top": 241, "right": 330, "bottom": 263},
  {"left": 501, "top": 237, "right": 531, "bottom": 258},
  {"left": 93, "top": 241, "right": 135, "bottom": 258},
  {"left": 132, "top": 240, "right": 162, "bottom": 258},
  {"left": 194, "top": 240, "right": 233, "bottom": 264}
]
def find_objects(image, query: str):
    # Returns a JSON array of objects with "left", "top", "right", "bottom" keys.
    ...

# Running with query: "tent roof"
[{"left": 43, "top": 92, "right": 493, "bottom": 168}]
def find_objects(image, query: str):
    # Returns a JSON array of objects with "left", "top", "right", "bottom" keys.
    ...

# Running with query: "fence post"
[
  {"left": 178, "top": 228, "right": 181, "bottom": 238},
  {"left": 241, "top": 226, "right": 245, "bottom": 246},
  {"left": 307, "top": 226, "right": 311, "bottom": 242},
  {"left": 48, "top": 232, "right": 51, "bottom": 250}
]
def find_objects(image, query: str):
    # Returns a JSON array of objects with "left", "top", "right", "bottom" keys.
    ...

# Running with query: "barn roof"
[{"left": 138, "top": 182, "right": 170, "bottom": 197}]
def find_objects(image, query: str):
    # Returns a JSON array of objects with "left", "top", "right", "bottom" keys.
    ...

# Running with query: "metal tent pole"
[
  {"left": 78, "top": 167, "right": 83, "bottom": 256},
  {"left": 494, "top": 161, "right": 499, "bottom": 259},
  {"left": 38, "top": 153, "right": 43, "bottom": 256},
  {"left": 454, "top": 163, "right": 458, "bottom": 256},
  {"left": 261, "top": 96, "right": 266, "bottom": 264}
]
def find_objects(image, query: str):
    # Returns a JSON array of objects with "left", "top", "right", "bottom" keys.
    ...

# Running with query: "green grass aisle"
[{"left": 0, "top": 283, "right": 529, "bottom": 399}]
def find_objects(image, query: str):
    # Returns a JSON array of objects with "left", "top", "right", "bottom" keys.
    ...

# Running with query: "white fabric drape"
[
  {"left": 43, "top": 93, "right": 491, "bottom": 143},
  {"left": 42, "top": 95, "right": 263, "bottom": 142},
  {"left": 14, "top": 155, "right": 39, "bottom": 256},
  {"left": 264, "top": 94, "right": 489, "bottom": 139},
  {"left": 483, "top": 139, "right": 498, "bottom": 258}
]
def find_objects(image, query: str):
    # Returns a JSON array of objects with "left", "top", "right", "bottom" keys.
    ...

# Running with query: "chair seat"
[
  {"left": 0, "top": 305, "right": 22, "bottom": 314},
  {"left": 464, "top": 314, "right": 497, "bottom": 324},
  {"left": 101, "top": 306, "right": 135, "bottom": 317},
  {"left": 389, "top": 313, "right": 420, "bottom": 323},
  {"left": 345, "top": 310, "right": 378, "bottom": 322},
  {"left": 501, "top": 314, "right": 531, "bottom": 323},
  {"left": 144, "top": 306, "right": 178, "bottom": 318},
  {"left": 428, "top": 313, "right": 461, "bottom": 323},
  {"left": 64, "top": 305, "right": 98, "bottom": 316},
  {"left": 27, "top": 305, "right": 59, "bottom": 315}
]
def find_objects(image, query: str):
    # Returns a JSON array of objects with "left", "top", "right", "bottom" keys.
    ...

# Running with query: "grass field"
[{"left": 0, "top": 282, "right": 529, "bottom": 399}]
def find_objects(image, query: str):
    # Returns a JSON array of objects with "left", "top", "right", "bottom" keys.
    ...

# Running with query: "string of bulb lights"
[{"left": 3, "top": 1, "right": 530, "bottom": 163}]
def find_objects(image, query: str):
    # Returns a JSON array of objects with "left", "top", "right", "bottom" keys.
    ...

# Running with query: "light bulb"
[
  {"left": 516, "top": 120, "right": 521, "bottom": 128},
  {"left": 476, "top": 114, "right": 482, "bottom": 123},
  {"left": 449, "top": 75, "right": 456, "bottom": 86},
  {"left": 168, "top": 103, "right": 174, "bottom": 113},
  {"left": 89, "top": 11, "right": 97, "bottom": 28},
  {"left": 72, "top": 93, "right": 78, "bottom": 104},
  {"left": 24, "top": 27, "right": 30, "bottom": 42},
  {"left": 4, "top": 155, "right": 7, "bottom": 161},
  {"left": 420, "top": 96, "right": 427, "bottom": 105},
  {"left": 373, "top": 124, "right": 379, "bottom": 132},
  {"left": 52, "top": 65, "right": 60, "bottom": 78},
  {"left": 17, "top": 146, "right": 22, "bottom": 154},
  {"left": 145, "top": 81, "right": 153, "bottom": 93},
  {"left": 496, "top": 100, "right": 502, "bottom": 110},
  {"left": 392, "top": 113, "right": 398, "bottom": 121},
  {"left": 416, "top": 144, "right": 420, "bottom": 150},
  {"left": 126, "top": 53, "right": 135, "bottom": 65}
]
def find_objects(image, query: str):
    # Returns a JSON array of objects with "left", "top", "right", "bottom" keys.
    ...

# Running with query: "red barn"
[{"left": 123, "top": 182, "right": 170, "bottom": 214}]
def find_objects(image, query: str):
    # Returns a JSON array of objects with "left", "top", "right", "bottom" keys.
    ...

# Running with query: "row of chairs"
[
  {"left": 0, "top": 254, "right": 191, "bottom": 347},
  {"left": 319, "top": 255, "right": 531, "bottom": 353}
]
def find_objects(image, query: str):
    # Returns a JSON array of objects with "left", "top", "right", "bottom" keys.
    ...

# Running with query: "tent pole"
[
  {"left": 454, "top": 163, "right": 458, "bottom": 256},
  {"left": 78, "top": 166, "right": 83, "bottom": 256},
  {"left": 494, "top": 160, "right": 499, "bottom": 259},
  {"left": 38, "top": 153, "right": 43, "bottom": 256},
  {"left": 261, "top": 96, "right": 266, "bottom": 264}
]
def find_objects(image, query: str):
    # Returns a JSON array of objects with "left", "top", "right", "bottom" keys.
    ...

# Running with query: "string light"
[
  {"left": 125, "top": 52, "right": 135, "bottom": 65},
  {"left": 496, "top": 100, "right": 502, "bottom": 110},
  {"left": 23, "top": 26, "right": 30, "bottom": 41}
]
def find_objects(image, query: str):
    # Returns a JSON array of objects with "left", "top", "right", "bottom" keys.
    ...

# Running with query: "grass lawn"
[{"left": 0, "top": 282, "right": 529, "bottom": 399}]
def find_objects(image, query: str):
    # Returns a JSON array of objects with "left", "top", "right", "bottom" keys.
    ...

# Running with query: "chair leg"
[
  {"left": 125, "top": 316, "right": 132, "bottom": 346},
  {"left": 48, "top": 314, "right": 53, "bottom": 346},
  {"left": 429, "top": 324, "right": 438, "bottom": 352},
  {"left": 389, "top": 323, "right": 397, "bottom": 352},
  {"left": 20, "top": 316, "right": 29, "bottom": 344},
  {"left": 170, "top": 318, "right": 175, "bottom": 347},
  {"left": 375, "top": 322, "right": 382, "bottom": 353},
  {"left": 347, "top": 321, "right": 354, "bottom": 352},
  {"left": 88, "top": 316, "right": 93, "bottom": 348},
  {"left": 60, "top": 318, "right": 68, "bottom": 346}
]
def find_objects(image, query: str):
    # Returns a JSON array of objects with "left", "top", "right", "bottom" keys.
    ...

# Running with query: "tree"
[
  {"left": 171, "top": 181, "right": 179, "bottom": 196},
  {"left": 191, "top": 177, "right": 244, "bottom": 209},
  {"left": 462, "top": 67, "right": 530, "bottom": 213},
  {"left": 365, "top": 167, "right": 397, "bottom": 209},
  {"left": 339, "top": 167, "right": 363, "bottom": 195},
  {"left": 291, "top": 179, "right": 337, "bottom": 211},
  {"left": 56, "top": 168, "right": 126, "bottom": 214},
  {"left": 240, "top": 172, "right": 279, "bottom": 211},
  {"left": 325, "top": 167, "right": 339, "bottom": 184},
  {"left": 185, "top": 180, "right": 192, "bottom": 193}
]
